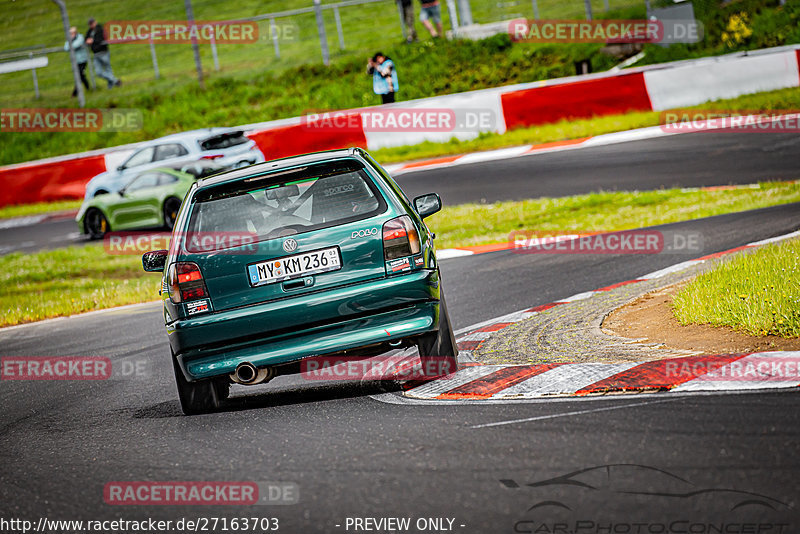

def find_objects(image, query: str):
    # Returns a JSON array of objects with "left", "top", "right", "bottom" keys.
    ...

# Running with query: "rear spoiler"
[{"left": 200, "top": 130, "right": 246, "bottom": 143}]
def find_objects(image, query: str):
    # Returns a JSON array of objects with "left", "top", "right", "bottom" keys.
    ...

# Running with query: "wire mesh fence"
[{"left": 0, "top": 0, "right": 651, "bottom": 107}]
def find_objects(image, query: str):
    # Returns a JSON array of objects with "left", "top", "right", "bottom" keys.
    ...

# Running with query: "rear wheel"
[
  {"left": 171, "top": 353, "right": 228, "bottom": 415},
  {"left": 84, "top": 208, "right": 109, "bottom": 239},
  {"left": 417, "top": 286, "right": 459, "bottom": 377},
  {"left": 163, "top": 197, "right": 181, "bottom": 230}
]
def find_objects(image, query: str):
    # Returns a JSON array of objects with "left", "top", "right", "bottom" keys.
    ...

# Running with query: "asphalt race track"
[
  {"left": 3, "top": 129, "right": 800, "bottom": 255},
  {"left": 1, "top": 132, "right": 799, "bottom": 531}
]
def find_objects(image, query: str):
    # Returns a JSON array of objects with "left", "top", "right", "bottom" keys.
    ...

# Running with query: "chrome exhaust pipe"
[{"left": 231, "top": 362, "right": 274, "bottom": 385}]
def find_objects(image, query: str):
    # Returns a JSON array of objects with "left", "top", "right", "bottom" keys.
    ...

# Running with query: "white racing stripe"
[
  {"left": 639, "top": 259, "right": 704, "bottom": 280},
  {"left": 436, "top": 248, "right": 475, "bottom": 260},
  {"left": 0, "top": 215, "right": 47, "bottom": 230},
  {"left": 458, "top": 331, "right": 494, "bottom": 342},
  {"left": 746, "top": 230, "right": 800, "bottom": 247},
  {"left": 492, "top": 363, "right": 637, "bottom": 399},
  {"left": 453, "top": 145, "right": 533, "bottom": 165},
  {"left": 404, "top": 365, "right": 502, "bottom": 399},
  {"left": 470, "top": 398, "right": 679, "bottom": 428},
  {"left": 555, "top": 291, "right": 596, "bottom": 303}
]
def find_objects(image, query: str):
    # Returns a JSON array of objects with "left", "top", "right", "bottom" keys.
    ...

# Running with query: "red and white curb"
[
  {"left": 399, "top": 228, "right": 800, "bottom": 401},
  {"left": 401, "top": 352, "right": 800, "bottom": 400}
]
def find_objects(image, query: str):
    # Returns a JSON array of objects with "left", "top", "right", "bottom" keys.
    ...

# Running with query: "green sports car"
[{"left": 76, "top": 167, "right": 196, "bottom": 239}]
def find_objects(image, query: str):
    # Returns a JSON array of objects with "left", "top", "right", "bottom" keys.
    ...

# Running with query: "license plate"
[{"left": 247, "top": 247, "right": 341, "bottom": 286}]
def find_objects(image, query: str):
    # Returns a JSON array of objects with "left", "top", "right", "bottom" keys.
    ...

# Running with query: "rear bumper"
[{"left": 169, "top": 269, "right": 440, "bottom": 381}]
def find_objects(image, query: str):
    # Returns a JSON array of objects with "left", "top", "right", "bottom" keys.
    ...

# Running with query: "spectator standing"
[
  {"left": 85, "top": 17, "right": 121, "bottom": 89},
  {"left": 419, "top": 0, "right": 444, "bottom": 38},
  {"left": 399, "top": 0, "right": 417, "bottom": 43},
  {"left": 367, "top": 52, "right": 398, "bottom": 104},
  {"left": 64, "top": 26, "right": 89, "bottom": 97}
]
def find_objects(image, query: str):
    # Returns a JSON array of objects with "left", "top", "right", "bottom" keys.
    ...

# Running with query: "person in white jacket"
[{"left": 64, "top": 26, "right": 90, "bottom": 97}]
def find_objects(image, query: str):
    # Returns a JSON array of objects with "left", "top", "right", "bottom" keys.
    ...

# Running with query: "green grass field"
[
  {"left": 673, "top": 237, "right": 800, "bottom": 338},
  {"left": 2, "top": 180, "right": 798, "bottom": 327}
]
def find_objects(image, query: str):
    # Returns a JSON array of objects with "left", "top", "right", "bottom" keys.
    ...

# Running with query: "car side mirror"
[
  {"left": 413, "top": 193, "right": 442, "bottom": 218},
  {"left": 142, "top": 250, "right": 168, "bottom": 272},
  {"left": 117, "top": 165, "right": 125, "bottom": 171},
  {"left": 118, "top": 189, "right": 125, "bottom": 196}
]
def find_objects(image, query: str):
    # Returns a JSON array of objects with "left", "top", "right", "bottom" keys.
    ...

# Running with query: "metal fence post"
[
  {"left": 88, "top": 57, "right": 97, "bottom": 89},
  {"left": 445, "top": 0, "right": 459, "bottom": 30},
  {"left": 457, "top": 0, "right": 473, "bottom": 26},
  {"left": 604, "top": 0, "right": 609, "bottom": 11},
  {"left": 209, "top": 30, "right": 220, "bottom": 71},
  {"left": 313, "top": 0, "right": 330, "bottom": 66},
  {"left": 584, "top": 0, "right": 593, "bottom": 20},
  {"left": 396, "top": 0, "right": 407, "bottom": 40},
  {"left": 149, "top": 37, "right": 160, "bottom": 79},
  {"left": 270, "top": 18, "right": 281, "bottom": 59},
  {"left": 531, "top": 0, "right": 539, "bottom": 19},
  {"left": 184, "top": 0, "right": 205, "bottom": 88},
  {"left": 333, "top": 6, "right": 345, "bottom": 50},
  {"left": 31, "top": 64, "right": 40, "bottom": 99}
]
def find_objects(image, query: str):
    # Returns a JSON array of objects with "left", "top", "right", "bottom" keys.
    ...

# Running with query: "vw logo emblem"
[{"left": 283, "top": 238, "right": 298, "bottom": 253}]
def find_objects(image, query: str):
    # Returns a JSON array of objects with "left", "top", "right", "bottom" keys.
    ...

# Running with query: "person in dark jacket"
[{"left": 85, "top": 17, "right": 120, "bottom": 89}]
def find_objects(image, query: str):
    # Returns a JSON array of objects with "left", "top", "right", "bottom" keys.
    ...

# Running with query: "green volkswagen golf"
[{"left": 142, "top": 148, "right": 458, "bottom": 414}]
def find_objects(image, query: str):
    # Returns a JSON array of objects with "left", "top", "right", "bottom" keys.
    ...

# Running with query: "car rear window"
[
  {"left": 199, "top": 131, "right": 250, "bottom": 151},
  {"left": 185, "top": 163, "right": 386, "bottom": 252}
]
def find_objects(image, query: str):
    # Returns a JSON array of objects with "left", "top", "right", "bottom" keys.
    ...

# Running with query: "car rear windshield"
[
  {"left": 185, "top": 161, "right": 386, "bottom": 252},
  {"left": 199, "top": 131, "right": 250, "bottom": 151}
]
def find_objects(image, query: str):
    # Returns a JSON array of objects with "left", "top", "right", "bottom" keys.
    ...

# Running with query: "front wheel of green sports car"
[
  {"left": 171, "top": 353, "right": 228, "bottom": 415},
  {"left": 163, "top": 197, "right": 181, "bottom": 230},
  {"left": 84, "top": 208, "right": 109, "bottom": 239},
  {"left": 417, "top": 287, "right": 459, "bottom": 378}
]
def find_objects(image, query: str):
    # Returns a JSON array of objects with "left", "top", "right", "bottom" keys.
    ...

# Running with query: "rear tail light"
[
  {"left": 168, "top": 262, "right": 209, "bottom": 303},
  {"left": 383, "top": 216, "right": 420, "bottom": 260},
  {"left": 201, "top": 154, "right": 224, "bottom": 160}
]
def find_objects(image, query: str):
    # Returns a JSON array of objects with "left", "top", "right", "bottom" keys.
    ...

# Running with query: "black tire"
[
  {"left": 417, "top": 285, "right": 459, "bottom": 377},
  {"left": 171, "top": 353, "right": 227, "bottom": 415},
  {"left": 84, "top": 208, "right": 109, "bottom": 239},
  {"left": 163, "top": 197, "right": 181, "bottom": 230}
]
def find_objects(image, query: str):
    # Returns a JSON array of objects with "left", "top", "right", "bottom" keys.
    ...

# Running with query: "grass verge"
[
  {"left": 1, "top": 245, "right": 159, "bottom": 327},
  {"left": 426, "top": 181, "right": 800, "bottom": 248},
  {"left": 2, "top": 180, "right": 799, "bottom": 327},
  {"left": 672, "top": 238, "right": 800, "bottom": 338},
  {"left": 0, "top": 200, "right": 82, "bottom": 220}
]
